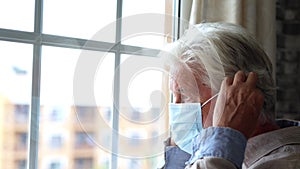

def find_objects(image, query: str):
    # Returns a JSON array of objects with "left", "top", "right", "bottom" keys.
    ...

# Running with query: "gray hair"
[{"left": 164, "top": 22, "right": 275, "bottom": 121}]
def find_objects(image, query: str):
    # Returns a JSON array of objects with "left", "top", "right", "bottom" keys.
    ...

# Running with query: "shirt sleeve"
[
  {"left": 159, "top": 137, "right": 191, "bottom": 169},
  {"left": 186, "top": 127, "right": 247, "bottom": 169},
  {"left": 164, "top": 146, "right": 191, "bottom": 169}
]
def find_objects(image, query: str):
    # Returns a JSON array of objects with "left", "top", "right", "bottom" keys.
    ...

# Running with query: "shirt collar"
[{"left": 244, "top": 119, "right": 300, "bottom": 167}]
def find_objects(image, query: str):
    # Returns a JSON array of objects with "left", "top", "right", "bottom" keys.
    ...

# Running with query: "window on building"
[
  {"left": 49, "top": 134, "right": 63, "bottom": 149},
  {"left": 15, "top": 132, "right": 28, "bottom": 151},
  {"left": 49, "top": 107, "right": 68, "bottom": 122},
  {"left": 15, "top": 160, "right": 27, "bottom": 169},
  {"left": 75, "top": 132, "right": 94, "bottom": 149},
  {"left": 49, "top": 161, "right": 61, "bottom": 169},
  {"left": 129, "top": 132, "right": 142, "bottom": 146},
  {"left": 14, "top": 104, "right": 29, "bottom": 123},
  {"left": 0, "top": 0, "right": 178, "bottom": 168},
  {"left": 101, "top": 107, "right": 112, "bottom": 122},
  {"left": 131, "top": 109, "right": 141, "bottom": 121},
  {"left": 74, "top": 158, "right": 93, "bottom": 169},
  {"left": 75, "top": 106, "right": 96, "bottom": 123},
  {"left": 128, "top": 159, "right": 140, "bottom": 169}
]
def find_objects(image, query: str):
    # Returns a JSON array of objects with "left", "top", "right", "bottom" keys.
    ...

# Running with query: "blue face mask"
[{"left": 169, "top": 94, "right": 218, "bottom": 154}]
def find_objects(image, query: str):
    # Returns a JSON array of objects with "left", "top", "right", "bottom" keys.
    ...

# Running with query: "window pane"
[
  {"left": 118, "top": 54, "right": 168, "bottom": 168},
  {"left": 43, "top": 0, "right": 116, "bottom": 41},
  {"left": 0, "top": 0, "right": 34, "bottom": 31},
  {"left": 0, "top": 41, "right": 32, "bottom": 169},
  {"left": 122, "top": 0, "right": 170, "bottom": 49},
  {"left": 123, "top": 0, "right": 166, "bottom": 16},
  {"left": 40, "top": 46, "right": 114, "bottom": 169}
]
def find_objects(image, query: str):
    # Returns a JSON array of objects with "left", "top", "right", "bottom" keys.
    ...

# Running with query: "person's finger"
[
  {"left": 224, "top": 76, "right": 234, "bottom": 86},
  {"left": 246, "top": 72, "right": 258, "bottom": 87},
  {"left": 233, "top": 71, "right": 246, "bottom": 85}
]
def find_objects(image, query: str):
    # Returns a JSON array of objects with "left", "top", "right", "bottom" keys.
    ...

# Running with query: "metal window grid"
[{"left": 0, "top": 0, "right": 180, "bottom": 168}]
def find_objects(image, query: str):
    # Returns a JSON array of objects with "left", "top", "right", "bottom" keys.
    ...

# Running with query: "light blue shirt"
[
  {"left": 161, "top": 127, "right": 246, "bottom": 169},
  {"left": 186, "top": 127, "right": 247, "bottom": 168}
]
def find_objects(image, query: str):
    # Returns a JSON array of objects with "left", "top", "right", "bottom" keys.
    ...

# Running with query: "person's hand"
[{"left": 213, "top": 71, "right": 264, "bottom": 139}]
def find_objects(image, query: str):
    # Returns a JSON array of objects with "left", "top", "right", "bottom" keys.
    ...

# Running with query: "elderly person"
[{"left": 161, "top": 22, "right": 300, "bottom": 169}]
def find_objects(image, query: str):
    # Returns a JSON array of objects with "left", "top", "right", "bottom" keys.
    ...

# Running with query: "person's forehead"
[
  {"left": 170, "top": 68, "right": 200, "bottom": 89},
  {"left": 171, "top": 63, "right": 200, "bottom": 79},
  {"left": 170, "top": 67, "right": 190, "bottom": 83}
]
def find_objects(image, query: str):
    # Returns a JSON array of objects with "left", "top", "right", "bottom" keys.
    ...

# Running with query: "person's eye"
[
  {"left": 202, "top": 82, "right": 208, "bottom": 87},
  {"left": 181, "top": 95, "right": 189, "bottom": 103},
  {"left": 178, "top": 88, "right": 189, "bottom": 101},
  {"left": 178, "top": 88, "right": 185, "bottom": 94}
]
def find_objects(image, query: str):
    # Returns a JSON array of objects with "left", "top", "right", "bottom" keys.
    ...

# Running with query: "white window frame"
[{"left": 0, "top": 0, "right": 181, "bottom": 168}]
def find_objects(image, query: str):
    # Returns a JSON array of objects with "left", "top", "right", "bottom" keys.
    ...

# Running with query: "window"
[
  {"left": 128, "top": 159, "right": 140, "bottom": 169},
  {"left": 49, "top": 134, "right": 63, "bottom": 149},
  {"left": 43, "top": 0, "right": 116, "bottom": 40},
  {"left": 75, "top": 132, "right": 94, "bottom": 149},
  {"left": 15, "top": 133, "right": 28, "bottom": 151},
  {"left": 74, "top": 158, "right": 93, "bottom": 169},
  {"left": 100, "top": 107, "right": 112, "bottom": 122},
  {"left": 130, "top": 108, "right": 141, "bottom": 121},
  {"left": 42, "top": 157, "right": 67, "bottom": 169},
  {"left": 75, "top": 106, "right": 96, "bottom": 123},
  {"left": 0, "top": 0, "right": 178, "bottom": 169},
  {"left": 129, "top": 132, "right": 142, "bottom": 146},
  {"left": 48, "top": 106, "right": 68, "bottom": 122},
  {"left": 14, "top": 104, "right": 30, "bottom": 123},
  {"left": 15, "top": 160, "right": 27, "bottom": 169},
  {"left": 49, "top": 162, "right": 61, "bottom": 169},
  {"left": 0, "top": 0, "right": 34, "bottom": 31}
]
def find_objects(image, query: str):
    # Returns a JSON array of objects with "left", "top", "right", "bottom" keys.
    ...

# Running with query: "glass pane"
[
  {"left": 118, "top": 54, "right": 168, "bottom": 169},
  {"left": 122, "top": 0, "right": 170, "bottom": 49},
  {"left": 40, "top": 46, "right": 114, "bottom": 169},
  {"left": 43, "top": 0, "right": 116, "bottom": 41},
  {"left": 0, "top": 41, "right": 32, "bottom": 169},
  {"left": 0, "top": 0, "right": 34, "bottom": 31},
  {"left": 123, "top": 0, "right": 166, "bottom": 16}
]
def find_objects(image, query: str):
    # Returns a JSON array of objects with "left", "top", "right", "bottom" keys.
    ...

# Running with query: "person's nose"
[
  {"left": 174, "top": 92, "right": 182, "bottom": 103},
  {"left": 171, "top": 81, "right": 182, "bottom": 103}
]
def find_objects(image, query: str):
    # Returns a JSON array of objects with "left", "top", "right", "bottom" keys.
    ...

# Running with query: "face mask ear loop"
[{"left": 201, "top": 93, "right": 219, "bottom": 108}]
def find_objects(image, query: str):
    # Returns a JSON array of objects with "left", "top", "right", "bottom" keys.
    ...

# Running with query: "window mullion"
[
  {"left": 111, "top": 0, "right": 123, "bottom": 168},
  {"left": 28, "top": 0, "right": 43, "bottom": 169}
]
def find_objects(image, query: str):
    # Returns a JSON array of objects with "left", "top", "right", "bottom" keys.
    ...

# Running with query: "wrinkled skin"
[{"left": 213, "top": 71, "right": 264, "bottom": 139}]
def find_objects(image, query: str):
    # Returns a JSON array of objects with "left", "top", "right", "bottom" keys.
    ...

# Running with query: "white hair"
[{"left": 164, "top": 22, "right": 276, "bottom": 121}]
